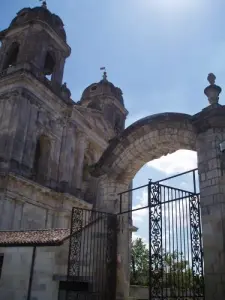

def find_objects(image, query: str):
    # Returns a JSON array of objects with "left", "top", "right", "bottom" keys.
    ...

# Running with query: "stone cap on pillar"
[{"left": 204, "top": 73, "right": 222, "bottom": 105}]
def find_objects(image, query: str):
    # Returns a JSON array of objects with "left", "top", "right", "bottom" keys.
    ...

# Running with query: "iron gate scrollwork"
[
  {"left": 149, "top": 182, "right": 205, "bottom": 300},
  {"left": 62, "top": 208, "right": 117, "bottom": 300}
]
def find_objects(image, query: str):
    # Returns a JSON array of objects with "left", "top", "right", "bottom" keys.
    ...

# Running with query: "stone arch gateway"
[
  {"left": 90, "top": 102, "right": 225, "bottom": 300},
  {"left": 92, "top": 112, "right": 196, "bottom": 210},
  {"left": 91, "top": 112, "right": 198, "bottom": 299}
]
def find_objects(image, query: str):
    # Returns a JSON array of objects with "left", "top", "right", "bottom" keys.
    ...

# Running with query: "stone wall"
[
  {"left": 0, "top": 77, "right": 110, "bottom": 201},
  {"left": 0, "top": 244, "right": 68, "bottom": 300},
  {"left": 0, "top": 247, "right": 33, "bottom": 300},
  {"left": 0, "top": 173, "right": 92, "bottom": 230},
  {"left": 196, "top": 126, "right": 225, "bottom": 299}
]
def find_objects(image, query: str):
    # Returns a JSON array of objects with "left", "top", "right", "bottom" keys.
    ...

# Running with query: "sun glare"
[
  {"left": 145, "top": 0, "right": 203, "bottom": 14},
  {"left": 155, "top": 0, "right": 192, "bottom": 9}
]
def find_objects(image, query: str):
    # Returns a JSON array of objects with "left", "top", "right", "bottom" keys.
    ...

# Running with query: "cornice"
[
  {"left": 4, "top": 172, "right": 92, "bottom": 210},
  {"left": 0, "top": 66, "right": 67, "bottom": 113}
]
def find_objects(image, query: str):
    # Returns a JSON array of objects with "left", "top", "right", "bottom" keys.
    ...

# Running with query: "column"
[{"left": 194, "top": 73, "right": 225, "bottom": 300}]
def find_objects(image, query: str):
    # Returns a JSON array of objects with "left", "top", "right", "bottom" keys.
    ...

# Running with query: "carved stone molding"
[
  {"left": 21, "top": 88, "right": 42, "bottom": 108},
  {"left": 0, "top": 90, "right": 20, "bottom": 101}
]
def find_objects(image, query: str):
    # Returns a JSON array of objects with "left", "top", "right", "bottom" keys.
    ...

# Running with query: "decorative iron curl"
[
  {"left": 149, "top": 183, "right": 163, "bottom": 298},
  {"left": 189, "top": 195, "right": 204, "bottom": 298},
  {"left": 68, "top": 208, "right": 83, "bottom": 278}
]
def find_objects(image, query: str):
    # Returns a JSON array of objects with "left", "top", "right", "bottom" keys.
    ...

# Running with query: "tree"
[
  {"left": 130, "top": 238, "right": 149, "bottom": 286},
  {"left": 130, "top": 238, "right": 203, "bottom": 294},
  {"left": 161, "top": 251, "right": 193, "bottom": 296}
]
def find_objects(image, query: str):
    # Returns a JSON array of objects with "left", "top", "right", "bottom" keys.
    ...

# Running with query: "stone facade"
[
  {"left": 0, "top": 173, "right": 91, "bottom": 230},
  {"left": 0, "top": 242, "right": 69, "bottom": 300},
  {"left": 0, "top": 3, "right": 126, "bottom": 232},
  {"left": 0, "top": 3, "right": 128, "bottom": 300}
]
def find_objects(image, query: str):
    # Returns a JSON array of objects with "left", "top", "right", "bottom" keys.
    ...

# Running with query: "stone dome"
[
  {"left": 10, "top": 5, "right": 66, "bottom": 42},
  {"left": 81, "top": 74, "right": 124, "bottom": 107}
]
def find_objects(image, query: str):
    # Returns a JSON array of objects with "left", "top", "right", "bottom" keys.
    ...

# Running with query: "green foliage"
[
  {"left": 130, "top": 238, "right": 149, "bottom": 286},
  {"left": 130, "top": 238, "right": 149, "bottom": 285},
  {"left": 130, "top": 237, "right": 203, "bottom": 291},
  {"left": 161, "top": 251, "right": 192, "bottom": 291}
]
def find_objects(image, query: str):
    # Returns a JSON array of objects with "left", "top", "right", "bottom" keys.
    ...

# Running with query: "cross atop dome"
[
  {"left": 103, "top": 71, "right": 107, "bottom": 81},
  {"left": 39, "top": 0, "right": 47, "bottom": 9},
  {"left": 100, "top": 67, "right": 108, "bottom": 81}
]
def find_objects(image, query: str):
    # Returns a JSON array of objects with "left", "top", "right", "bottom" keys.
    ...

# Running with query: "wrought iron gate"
[
  {"left": 148, "top": 182, "right": 204, "bottom": 299},
  {"left": 61, "top": 169, "right": 204, "bottom": 300},
  {"left": 60, "top": 208, "right": 117, "bottom": 300},
  {"left": 118, "top": 168, "right": 205, "bottom": 300}
]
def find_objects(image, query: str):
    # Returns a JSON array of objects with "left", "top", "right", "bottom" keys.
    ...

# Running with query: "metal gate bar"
[
  {"left": 149, "top": 182, "right": 205, "bottom": 300},
  {"left": 117, "top": 169, "right": 204, "bottom": 300},
  {"left": 63, "top": 208, "right": 117, "bottom": 300},
  {"left": 118, "top": 168, "right": 199, "bottom": 215}
]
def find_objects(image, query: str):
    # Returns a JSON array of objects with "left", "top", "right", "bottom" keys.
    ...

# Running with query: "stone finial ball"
[{"left": 207, "top": 73, "right": 216, "bottom": 85}]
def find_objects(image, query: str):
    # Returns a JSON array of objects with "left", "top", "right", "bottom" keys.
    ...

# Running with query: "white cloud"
[
  {"left": 132, "top": 190, "right": 148, "bottom": 223},
  {"left": 147, "top": 150, "right": 197, "bottom": 175}
]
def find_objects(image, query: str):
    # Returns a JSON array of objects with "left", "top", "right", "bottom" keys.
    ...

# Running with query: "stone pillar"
[
  {"left": 73, "top": 131, "right": 87, "bottom": 191},
  {"left": 96, "top": 176, "right": 130, "bottom": 300},
  {"left": 196, "top": 128, "right": 225, "bottom": 299},
  {"left": 194, "top": 74, "right": 225, "bottom": 300}
]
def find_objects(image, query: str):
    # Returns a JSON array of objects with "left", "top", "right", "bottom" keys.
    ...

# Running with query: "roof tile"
[{"left": 0, "top": 229, "right": 70, "bottom": 247}]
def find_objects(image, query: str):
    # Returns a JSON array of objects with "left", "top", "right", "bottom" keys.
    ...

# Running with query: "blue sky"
[{"left": 1, "top": 0, "right": 223, "bottom": 243}]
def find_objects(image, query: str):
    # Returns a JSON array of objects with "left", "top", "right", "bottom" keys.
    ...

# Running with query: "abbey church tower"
[
  {"left": 0, "top": 2, "right": 70, "bottom": 85},
  {"left": 0, "top": 2, "right": 128, "bottom": 231}
]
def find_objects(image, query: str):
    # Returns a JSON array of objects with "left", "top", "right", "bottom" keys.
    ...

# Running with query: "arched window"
[
  {"left": 3, "top": 42, "right": 20, "bottom": 70},
  {"left": 33, "top": 135, "right": 51, "bottom": 182},
  {"left": 43, "top": 51, "right": 56, "bottom": 80}
]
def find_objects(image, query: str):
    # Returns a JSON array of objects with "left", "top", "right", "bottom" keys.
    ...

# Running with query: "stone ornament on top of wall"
[{"left": 204, "top": 73, "right": 222, "bottom": 105}]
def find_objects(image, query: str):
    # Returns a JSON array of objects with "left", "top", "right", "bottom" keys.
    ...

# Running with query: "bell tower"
[
  {"left": 0, "top": 1, "right": 71, "bottom": 86},
  {"left": 0, "top": 2, "right": 72, "bottom": 184}
]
